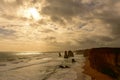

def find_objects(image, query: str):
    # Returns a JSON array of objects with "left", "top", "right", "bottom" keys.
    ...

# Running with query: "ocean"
[{"left": 0, "top": 52, "right": 91, "bottom": 80}]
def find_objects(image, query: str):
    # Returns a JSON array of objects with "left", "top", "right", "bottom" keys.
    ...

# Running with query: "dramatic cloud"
[
  {"left": 0, "top": 0, "right": 120, "bottom": 51},
  {"left": 0, "top": 27, "right": 15, "bottom": 36}
]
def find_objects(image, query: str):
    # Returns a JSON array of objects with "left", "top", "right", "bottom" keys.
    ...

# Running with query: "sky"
[{"left": 0, "top": 0, "right": 120, "bottom": 52}]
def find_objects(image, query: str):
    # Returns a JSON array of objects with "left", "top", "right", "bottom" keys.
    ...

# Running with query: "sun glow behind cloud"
[
  {"left": 0, "top": 0, "right": 120, "bottom": 51},
  {"left": 19, "top": 7, "right": 42, "bottom": 21}
]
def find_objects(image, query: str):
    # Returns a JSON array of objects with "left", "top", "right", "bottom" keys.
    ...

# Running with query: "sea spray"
[{"left": 0, "top": 52, "right": 90, "bottom": 80}]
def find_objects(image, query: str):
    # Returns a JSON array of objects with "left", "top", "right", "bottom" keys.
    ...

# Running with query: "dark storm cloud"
[
  {"left": 97, "top": 36, "right": 115, "bottom": 42},
  {"left": 94, "top": 0, "right": 120, "bottom": 37},
  {"left": 0, "top": 27, "right": 16, "bottom": 36},
  {"left": 41, "top": 0, "right": 96, "bottom": 22},
  {"left": 16, "top": 0, "right": 24, "bottom": 5},
  {"left": 42, "top": 36, "right": 56, "bottom": 43},
  {"left": 51, "top": 16, "right": 65, "bottom": 25},
  {"left": 40, "top": 28, "right": 55, "bottom": 33},
  {"left": 100, "top": 15, "right": 120, "bottom": 36},
  {"left": 76, "top": 38, "right": 98, "bottom": 46},
  {"left": 43, "top": 36, "right": 56, "bottom": 40},
  {"left": 0, "top": 0, "right": 120, "bottom": 50},
  {"left": 104, "top": 17, "right": 120, "bottom": 36},
  {"left": 41, "top": 0, "right": 120, "bottom": 35},
  {"left": 74, "top": 36, "right": 111, "bottom": 49}
]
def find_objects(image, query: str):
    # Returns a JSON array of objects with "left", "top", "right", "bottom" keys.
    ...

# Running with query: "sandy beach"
[{"left": 74, "top": 64, "right": 91, "bottom": 80}]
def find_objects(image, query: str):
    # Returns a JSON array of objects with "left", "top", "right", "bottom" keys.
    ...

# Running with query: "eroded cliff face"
[{"left": 88, "top": 48, "right": 120, "bottom": 79}]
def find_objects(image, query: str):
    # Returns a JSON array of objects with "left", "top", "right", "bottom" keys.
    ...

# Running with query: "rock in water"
[
  {"left": 68, "top": 50, "right": 76, "bottom": 63},
  {"left": 72, "top": 59, "right": 76, "bottom": 63},
  {"left": 58, "top": 52, "right": 62, "bottom": 57},
  {"left": 68, "top": 50, "right": 74, "bottom": 57},
  {"left": 64, "top": 51, "right": 68, "bottom": 58},
  {"left": 58, "top": 65, "right": 70, "bottom": 68}
]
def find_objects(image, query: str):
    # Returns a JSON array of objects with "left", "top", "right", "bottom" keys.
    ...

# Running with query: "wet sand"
[{"left": 74, "top": 64, "right": 91, "bottom": 80}]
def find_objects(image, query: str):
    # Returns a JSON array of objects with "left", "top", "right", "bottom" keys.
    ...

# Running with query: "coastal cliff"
[{"left": 87, "top": 48, "right": 120, "bottom": 79}]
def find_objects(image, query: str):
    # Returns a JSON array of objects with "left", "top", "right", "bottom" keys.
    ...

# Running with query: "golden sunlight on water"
[{"left": 16, "top": 52, "right": 43, "bottom": 55}]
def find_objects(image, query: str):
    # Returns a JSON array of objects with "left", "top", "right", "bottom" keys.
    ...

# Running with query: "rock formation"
[
  {"left": 64, "top": 51, "right": 68, "bottom": 58},
  {"left": 68, "top": 50, "right": 76, "bottom": 63},
  {"left": 68, "top": 50, "right": 74, "bottom": 57},
  {"left": 58, "top": 52, "right": 62, "bottom": 57},
  {"left": 88, "top": 47, "right": 120, "bottom": 79}
]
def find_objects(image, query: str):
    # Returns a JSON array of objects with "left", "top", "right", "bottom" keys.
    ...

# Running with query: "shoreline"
[
  {"left": 74, "top": 65, "right": 91, "bottom": 80},
  {"left": 73, "top": 58, "right": 91, "bottom": 80}
]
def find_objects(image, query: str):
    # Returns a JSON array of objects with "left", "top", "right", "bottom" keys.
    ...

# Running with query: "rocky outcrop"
[
  {"left": 88, "top": 47, "right": 120, "bottom": 79},
  {"left": 63, "top": 50, "right": 76, "bottom": 63},
  {"left": 64, "top": 51, "right": 68, "bottom": 58},
  {"left": 75, "top": 50, "right": 84, "bottom": 55},
  {"left": 58, "top": 52, "right": 62, "bottom": 57},
  {"left": 68, "top": 50, "right": 74, "bottom": 57},
  {"left": 64, "top": 50, "right": 75, "bottom": 58}
]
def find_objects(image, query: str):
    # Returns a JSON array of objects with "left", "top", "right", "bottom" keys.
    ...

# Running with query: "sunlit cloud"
[
  {"left": 0, "top": 0, "right": 120, "bottom": 51},
  {"left": 18, "top": 7, "right": 42, "bottom": 21}
]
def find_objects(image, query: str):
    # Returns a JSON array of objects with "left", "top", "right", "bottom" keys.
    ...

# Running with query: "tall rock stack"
[
  {"left": 58, "top": 52, "right": 62, "bottom": 57},
  {"left": 68, "top": 50, "right": 76, "bottom": 63},
  {"left": 64, "top": 51, "right": 68, "bottom": 58},
  {"left": 68, "top": 50, "right": 74, "bottom": 57}
]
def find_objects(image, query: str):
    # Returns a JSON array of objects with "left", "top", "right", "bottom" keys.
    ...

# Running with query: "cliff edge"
[{"left": 88, "top": 47, "right": 120, "bottom": 79}]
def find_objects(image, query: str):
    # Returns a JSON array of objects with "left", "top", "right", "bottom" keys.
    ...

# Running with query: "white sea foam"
[{"left": 0, "top": 52, "right": 91, "bottom": 80}]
